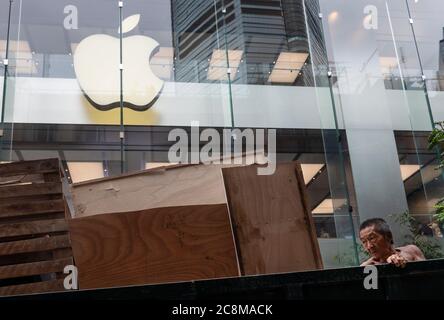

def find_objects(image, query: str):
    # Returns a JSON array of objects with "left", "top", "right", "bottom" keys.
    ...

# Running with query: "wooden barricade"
[
  {"left": 0, "top": 159, "right": 322, "bottom": 294},
  {"left": 0, "top": 159, "right": 73, "bottom": 296}
]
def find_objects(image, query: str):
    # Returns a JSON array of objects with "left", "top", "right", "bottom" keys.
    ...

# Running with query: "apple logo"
[{"left": 73, "top": 14, "right": 164, "bottom": 111}]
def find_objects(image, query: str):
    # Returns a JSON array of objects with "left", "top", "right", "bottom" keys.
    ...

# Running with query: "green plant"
[
  {"left": 390, "top": 211, "right": 444, "bottom": 260},
  {"left": 333, "top": 243, "right": 369, "bottom": 266},
  {"left": 428, "top": 121, "right": 444, "bottom": 223}
]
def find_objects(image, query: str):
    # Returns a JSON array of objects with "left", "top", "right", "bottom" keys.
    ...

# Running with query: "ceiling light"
[
  {"left": 379, "top": 56, "right": 399, "bottom": 73},
  {"left": 328, "top": 11, "right": 339, "bottom": 23},
  {"left": 301, "top": 163, "right": 325, "bottom": 185},
  {"left": 0, "top": 40, "right": 37, "bottom": 75},
  {"left": 268, "top": 52, "right": 309, "bottom": 84},
  {"left": 67, "top": 162, "right": 104, "bottom": 183},
  {"left": 312, "top": 199, "right": 334, "bottom": 215},
  {"left": 151, "top": 47, "right": 174, "bottom": 79},
  {"left": 400, "top": 164, "right": 420, "bottom": 181},
  {"left": 207, "top": 49, "right": 243, "bottom": 81}
]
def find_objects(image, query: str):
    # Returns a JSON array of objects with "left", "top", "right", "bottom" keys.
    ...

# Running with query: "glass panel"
[
  {"left": 120, "top": 0, "right": 233, "bottom": 183},
  {"left": 395, "top": 130, "right": 444, "bottom": 258},
  {"left": 381, "top": 0, "right": 433, "bottom": 224},
  {"left": 318, "top": 0, "right": 444, "bottom": 259},
  {"left": 387, "top": 0, "right": 443, "bottom": 245},
  {"left": 402, "top": 0, "right": 444, "bottom": 256},
  {"left": 222, "top": 0, "right": 360, "bottom": 271},
  {"left": 384, "top": 0, "right": 433, "bottom": 130},
  {"left": 318, "top": 0, "right": 418, "bottom": 250},
  {"left": 0, "top": 0, "right": 233, "bottom": 295},
  {"left": 3, "top": 0, "right": 123, "bottom": 171},
  {"left": 305, "top": 0, "right": 360, "bottom": 267},
  {"left": 0, "top": 1, "right": 8, "bottom": 157},
  {"left": 406, "top": 0, "right": 444, "bottom": 97},
  {"left": 169, "top": 0, "right": 232, "bottom": 126},
  {"left": 5, "top": 0, "right": 231, "bottom": 175},
  {"left": 0, "top": 0, "right": 17, "bottom": 163}
]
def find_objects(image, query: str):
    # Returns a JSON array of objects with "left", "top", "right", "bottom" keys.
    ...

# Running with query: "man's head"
[{"left": 359, "top": 218, "right": 394, "bottom": 260}]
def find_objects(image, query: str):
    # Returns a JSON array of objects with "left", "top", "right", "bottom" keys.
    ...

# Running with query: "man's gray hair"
[{"left": 360, "top": 218, "right": 394, "bottom": 245}]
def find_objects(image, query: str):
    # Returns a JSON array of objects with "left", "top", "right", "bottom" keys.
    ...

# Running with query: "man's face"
[{"left": 359, "top": 225, "right": 392, "bottom": 260}]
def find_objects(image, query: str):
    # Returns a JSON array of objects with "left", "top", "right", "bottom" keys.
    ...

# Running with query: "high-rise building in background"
[
  {"left": 439, "top": 27, "right": 444, "bottom": 90},
  {"left": 171, "top": 0, "right": 326, "bottom": 86}
]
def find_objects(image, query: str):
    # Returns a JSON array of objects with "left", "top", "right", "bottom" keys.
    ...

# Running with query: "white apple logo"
[{"left": 73, "top": 14, "right": 164, "bottom": 111}]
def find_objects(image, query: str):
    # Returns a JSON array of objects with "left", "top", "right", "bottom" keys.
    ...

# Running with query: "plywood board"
[
  {"left": 69, "top": 204, "right": 240, "bottom": 289},
  {"left": 222, "top": 162, "right": 323, "bottom": 275},
  {"left": 72, "top": 165, "right": 229, "bottom": 218}
]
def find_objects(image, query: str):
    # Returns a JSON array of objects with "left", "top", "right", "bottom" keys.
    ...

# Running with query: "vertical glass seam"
[
  {"left": 318, "top": 5, "right": 359, "bottom": 265},
  {"left": 1, "top": 0, "right": 14, "bottom": 127},
  {"left": 304, "top": 0, "right": 359, "bottom": 265},
  {"left": 119, "top": 1, "right": 125, "bottom": 174},
  {"left": 405, "top": 0, "right": 435, "bottom": 128}
]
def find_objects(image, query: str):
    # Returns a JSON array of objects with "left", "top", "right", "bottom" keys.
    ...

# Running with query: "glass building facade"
[{"left": 1, "top": 0, "right": 444, "bottom": 289}]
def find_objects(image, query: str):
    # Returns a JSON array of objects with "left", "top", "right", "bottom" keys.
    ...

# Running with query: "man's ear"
[{"left": 383, "top": 234, "right": 393, "bottom": 245}]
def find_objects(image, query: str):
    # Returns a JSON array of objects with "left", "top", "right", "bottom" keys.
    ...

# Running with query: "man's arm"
[
  {"left": 389, "top": 245, "right": 426, "bottom": 268},
  {"left": 360, "top": 257, "right": 376, "bottom": 266},
  {"left": 402, "top": 245, "right": 425, "bottom": 261},
  {"left": 387, "top": 253, "right": 407, "bottom": 268}
]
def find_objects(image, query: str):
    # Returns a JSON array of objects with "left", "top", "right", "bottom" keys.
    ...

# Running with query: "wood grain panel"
[
  {"left": 72, "top": 165, "right": 228, "bottom": 218},
  {"left": 69, "top": 204, "right": 240, "bottom": 289},
  {"left": 0, "top": 199, "right": 65, "bottom": 219},
  {"left": 0, "top": 235, "right": 71, "bottom": 256},
  {"left": 0, "top": 174, "right": 44, "bottom": 186},
  {"left": 0, "top": 251, "right": 53, "bottom": 267},
  {"left": 0, "top": 195, "right": 62, "bottom": 207},
  {"left": 0, "top": 182, "right": 62, "bottom": 199},
  {"left": 0, "top": 220, "right": 68, "bottom": 238},
  {"left": 222, "top": 162, "right": 323, "bottom": 275},
  {"left": 0, "top": 159, "right": 59, "bottom": 178},
  {"left": 43, "top": 172, "right": 61, "bottom": 183},
  {"left": 0, "top": 258, "right": 72, "bottom": 280},
  {"left": 0, "top": 279, "right": 65, "bottom": 296}
]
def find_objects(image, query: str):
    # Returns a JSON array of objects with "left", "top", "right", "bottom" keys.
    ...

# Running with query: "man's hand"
[{"left": 386, "top": 253, "right": 407, "bottom": 268}]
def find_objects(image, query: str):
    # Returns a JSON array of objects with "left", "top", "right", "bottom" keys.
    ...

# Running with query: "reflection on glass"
[{"left": 406, "top": 0, "right": 444, "bottom": 92}]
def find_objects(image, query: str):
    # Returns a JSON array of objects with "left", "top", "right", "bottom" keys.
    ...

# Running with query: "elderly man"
[{"left": 359, "top": 218, "right": 425, "bottom": 267}]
